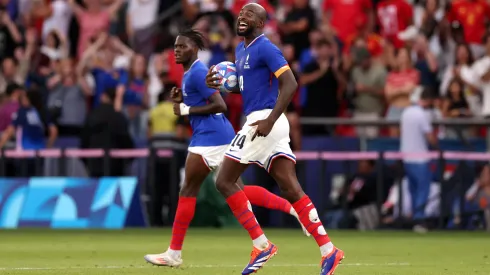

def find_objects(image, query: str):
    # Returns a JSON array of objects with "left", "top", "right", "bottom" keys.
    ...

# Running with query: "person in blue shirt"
[
  {"left": 0, "top": 89, "right": 58, "bottom": 176},
  {"left": 143, "top": 29, "right": 306, "bottom": 268},
  {"left": 205, "top": 4, "right": 344, "bottom": 275}
]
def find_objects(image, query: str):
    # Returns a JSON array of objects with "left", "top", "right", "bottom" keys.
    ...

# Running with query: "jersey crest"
[{"left": 244, "top": 54, "right": 250, "bottom": 69}]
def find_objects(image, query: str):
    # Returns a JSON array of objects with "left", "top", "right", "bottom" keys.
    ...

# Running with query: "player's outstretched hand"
[
  {"left": 249, "top": 119, "right": 274, "bottom": 141},
  {"left": 205, "top": 65, "right": 221, "bottom": 90},
  {"left": 170, "top": 87, "right": 183, "bottom": 103}
]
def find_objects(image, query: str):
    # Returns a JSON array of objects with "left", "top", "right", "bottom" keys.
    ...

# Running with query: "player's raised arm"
[{"left": 263, "top": 44, "right": 298, "bottom": 123}]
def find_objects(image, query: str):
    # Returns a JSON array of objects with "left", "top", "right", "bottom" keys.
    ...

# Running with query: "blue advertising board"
[{"left": 0, "top": 177, "right": 145, "bottom": 229}]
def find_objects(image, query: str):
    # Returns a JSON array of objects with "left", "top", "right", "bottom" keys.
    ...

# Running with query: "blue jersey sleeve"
[
  {"left": 194, "top": 70, "right": 218, "bottom": 99},
  {"left": 118, "top": 70, "right": 129, "bottom": 86},
  {"left": 11, "top": 108, "right": 24, "bottom": 128},
  {"left": 259, "top": 42, "right": 290, "bottom": 78}
]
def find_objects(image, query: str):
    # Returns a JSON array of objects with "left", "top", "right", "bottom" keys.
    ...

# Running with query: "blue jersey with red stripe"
[
  {"left": 235, "top": 34, "right": 290, "bottom": 116},
  {"left": 182, "top": 60, "right": 235, "bottom": 147}
]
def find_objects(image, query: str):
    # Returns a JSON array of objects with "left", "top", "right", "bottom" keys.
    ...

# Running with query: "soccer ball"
[{"left": 213, "top": 61, "right": 238, "bottom": 93}]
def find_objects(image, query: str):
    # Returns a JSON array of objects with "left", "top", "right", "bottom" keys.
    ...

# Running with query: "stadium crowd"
[{"left": 0, "top": 0, "right": 490, "bottom": 147}]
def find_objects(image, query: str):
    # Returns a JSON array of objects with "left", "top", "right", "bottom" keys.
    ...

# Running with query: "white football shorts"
[
  {"left": 188, "top": 145, "right": 228, "bottom": 171},
  {"left": 224, "top": 109, "right": 296, "bottom": 172}
]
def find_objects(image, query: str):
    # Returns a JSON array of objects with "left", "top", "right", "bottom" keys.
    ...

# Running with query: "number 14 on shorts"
[{"left": 231, "top": 134, "right": 245, "bottom": 150}]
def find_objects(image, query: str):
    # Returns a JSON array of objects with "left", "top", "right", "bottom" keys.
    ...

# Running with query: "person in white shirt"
[
  {"left": 400, "top": 89, "right": 438, "bottom": 232},
  {"left": 459, "top": 33, "right": 490, "bottom": 117}
]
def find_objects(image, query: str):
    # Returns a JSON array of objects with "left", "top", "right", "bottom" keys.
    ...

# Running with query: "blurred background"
[{"left": 0, "top": 0, "right": 489, "bottom": 233}]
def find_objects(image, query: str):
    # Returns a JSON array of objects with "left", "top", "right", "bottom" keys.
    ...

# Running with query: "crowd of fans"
[{"left": 1, "top": 0, "right": 490, "bottom": 150}]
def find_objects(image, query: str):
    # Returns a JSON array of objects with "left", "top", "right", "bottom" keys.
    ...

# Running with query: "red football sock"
[
  {"left": 292, "top": 195, "right": 331, "bottom": 247},
  {"left": 169, "top": 197, "right": 196, "bottom": 251},
  {"left": 226, "top": 191, "right": 264, "bottom": 240},
  {"left": 243, "top": 185, "right": 292, "bottom": 214}
]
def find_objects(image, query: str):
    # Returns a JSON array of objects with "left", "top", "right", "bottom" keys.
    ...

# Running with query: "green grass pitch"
[{"left": 0, "top": 228, "right": 488, "bottom": 274}]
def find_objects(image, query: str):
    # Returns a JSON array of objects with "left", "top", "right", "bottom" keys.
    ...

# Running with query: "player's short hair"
[
  {"left": 5, "top": 82, "right": 22, "bottom": 96},
  {"left": 178, "top": 29, "right": 206, "bottom": 50}
]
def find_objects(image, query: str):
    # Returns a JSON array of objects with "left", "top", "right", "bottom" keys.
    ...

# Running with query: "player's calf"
[{"left": 269, "top": 158, "right": 339, "bottom": 256}]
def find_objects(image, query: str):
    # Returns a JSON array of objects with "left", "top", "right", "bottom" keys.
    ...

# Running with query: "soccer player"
[
  {"left": 205, "top": 4, "right": 344, "bottom": 275},
  {"left": 143, "top": 29, "right": 308, "bottom": 268}
]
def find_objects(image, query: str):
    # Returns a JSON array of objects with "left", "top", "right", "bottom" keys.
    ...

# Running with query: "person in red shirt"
[
  {"left": 446, "top": 0, "right": 490, "bottom": 48},
  {"left": 376, "top": 0, "right": 413, "bottom": 49},
  {"left": 343, "top": 19, "right": 384, "bottom": 58},
  {"left": 322, "top": 0, "right": 373, "bottom": 44}
]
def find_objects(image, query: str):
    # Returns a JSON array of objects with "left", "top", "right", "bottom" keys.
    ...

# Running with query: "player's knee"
[
  {"left": 180, "top": 180, "right": 200, "bottom": 197},
  {"left": 278, "top": 183, "right": 304, "bottom": 203},
  {"left": 274, "top": 172, "right": 304, "bottom": 202}
]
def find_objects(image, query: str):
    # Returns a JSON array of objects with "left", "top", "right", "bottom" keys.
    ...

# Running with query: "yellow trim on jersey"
[{"left": 274, "top": 65, "right": 290, "bottom": 78}]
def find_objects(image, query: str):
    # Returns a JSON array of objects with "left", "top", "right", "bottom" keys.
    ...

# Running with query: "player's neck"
[
  {"left": 183, "top": 56, "right": 198, "bottom": 71},
  {"left": 244, "top": 31, "right": 264, "bottom": 47}
]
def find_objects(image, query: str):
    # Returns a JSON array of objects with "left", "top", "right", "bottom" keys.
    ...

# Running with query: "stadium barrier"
[
  {"left": 0, "top": 149, "right": 488, "bottom": 230},
  {"left": 0, "top": 177, "right": 141, "bottom": 229}
]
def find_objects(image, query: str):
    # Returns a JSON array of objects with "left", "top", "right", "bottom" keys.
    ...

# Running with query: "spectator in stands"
[
  {"left": 459, "top": 33, "right": 490, "bottom": 118},
  {"left": 385, "top": 47, "right": 420, "bottom": 137},
  {"left": 400, "top": 88, "right": 438, "bottom": 233},
  {"left": 32, "top": 0, "right": 72, "bottom": 42},
  {"left": 322, "top": 0, "right": 373, "bottom": 49},
  {"left": 68, "top": 0, "right": 122, "bottom": 59},
  {"left": 126, "top": 0, "right": 159, "bottom": 60},
  {"left": 446, "top": 0, "right": 490, "bottom": 58},
  {"left": 1, "top": 27, "right": 36, "bottom": 93},
  {"left": 376, "top": 0, "right": 413, "bottom": 49},
  {"left": 442, "top": 79, "right": 471, "bottom": 119},
  {"left": 116, "top": 54, "right": 148, "bottom": 140},
  {"left": 279, "top": 0, "right": 316, "bottom": 59},
  {"left": 80, "top": 87, "right": 134, "bottom": 177},
  {"left": 440, "top": 43, "right": 475, "bottom": 95},
  {"left": 342, "top": 20, "right": 384, "bottom": 73},
  {"left": 442, "top": 79, "right": 473, "bottom": 138},
  {"left": 0, "top": 82, "right": 22, "bottom": 132},
  {"left": 413, "top": 35, "right": 438, "bottom": 92},
  {"left": 0, "top": 4, "right": 22, "bottom": 60},
  {"left": 0, "top": 88, "right": 58, "bottom": 150},
  {"left": 300, "top": 39, "right": 345, "bottom": 135},
  {"left": 351, "top": 47, "right": 387, "bottom": 138},
  {"left": 47, "top": 58, "right": 88, "bottom": 136},
  {"left": 77, "top": 33, "right": 132, "bottom": 108},
  {"left": 414, "top": 0, "right": 443, "bottom": 35},
  {"left": 148, "top": 86, "right": 188, "bottom": 140},
  {"left": 345, "top": 160, "right": 384, "bottom": 230}
]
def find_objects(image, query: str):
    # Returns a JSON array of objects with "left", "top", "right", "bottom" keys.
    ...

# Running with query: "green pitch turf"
[{"left": 0, "top": 229, "right": 488, "bottom": 275}]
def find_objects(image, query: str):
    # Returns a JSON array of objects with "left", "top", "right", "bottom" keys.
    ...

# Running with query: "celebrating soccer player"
[
  {"left": 205, "top": 4, "right": 344, "bottom": 275},
  {"left": 143, "top": 29, "right": 309, "bottom": 268}
]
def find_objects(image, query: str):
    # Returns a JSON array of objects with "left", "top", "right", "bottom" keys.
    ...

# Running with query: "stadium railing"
[{"left": 0, "top": 148, "right": 488, "bottom": 230}]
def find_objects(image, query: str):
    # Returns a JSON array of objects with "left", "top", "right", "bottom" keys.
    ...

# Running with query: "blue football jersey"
[
  {"left": 182, "top": 60, "right": 236, "bottom": 147},
  {"left": 235, "top": 34, "right": 290, "bottom": 116},
  {"left": 11, "top": 107, "right": 51, "bottom": 150}
]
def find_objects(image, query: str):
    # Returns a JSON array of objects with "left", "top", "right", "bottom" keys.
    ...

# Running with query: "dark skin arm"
[
  {"left": 173, "top": 92, "right": 227, "bottom": 116},
  {"left": 205, "top": 65, "right": 240, "bottom": 94},
  {"left": 250, "top": 69, "right": 298, "bottom": 140}
]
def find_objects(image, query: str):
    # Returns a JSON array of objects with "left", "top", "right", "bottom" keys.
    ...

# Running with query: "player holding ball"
[
  {"left": 143, "top": 29, "right": 308, "bottom": 268},
  {"left": 205, "top": 3, "right": 344, "bottom": 275}
]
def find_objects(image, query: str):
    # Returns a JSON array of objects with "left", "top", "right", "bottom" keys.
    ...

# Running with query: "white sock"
[
  {"left": 290, "top": 207, "right": 298, "bottom": 217},
  {"left": 252, "top": 234, "right": 269, "bottom": 250},
  {"left": 168, "top": 248, "right": 182, "bottom": 259},
  {"left": 320, "top": 242, "right": 334, "bottom": 257}
]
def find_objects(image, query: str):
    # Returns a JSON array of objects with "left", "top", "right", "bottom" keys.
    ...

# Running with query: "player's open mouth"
[{"left": 238, "top": 22, "right": 248, "bottom": 32}]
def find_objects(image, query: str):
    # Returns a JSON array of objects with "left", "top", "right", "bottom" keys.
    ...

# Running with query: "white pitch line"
[{"left": 0, "top": 263, "right": 411, "bottom": 271}]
